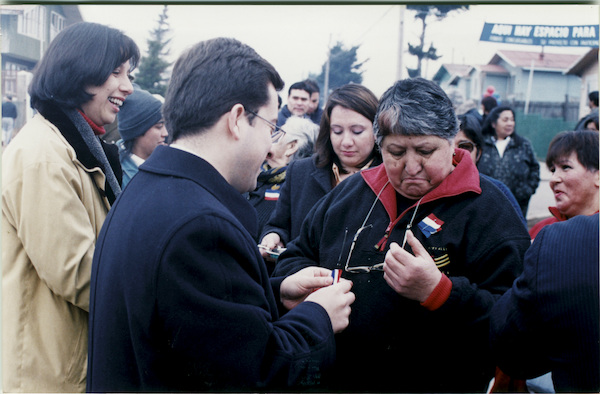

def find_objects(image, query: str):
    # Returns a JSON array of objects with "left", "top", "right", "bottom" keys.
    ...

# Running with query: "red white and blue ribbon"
[
  {"left": 264, "top": 188, "right": 280, "bottom": 201},
  {"left": 417, "top": 213, "right": 444, "bottom": 238}
]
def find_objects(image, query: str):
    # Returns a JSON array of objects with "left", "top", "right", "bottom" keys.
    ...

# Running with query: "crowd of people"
[{"left": 1, "top": 21, "right": 598, "bottom": 393}]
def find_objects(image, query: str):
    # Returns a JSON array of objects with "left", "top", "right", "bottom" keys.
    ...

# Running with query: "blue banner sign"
[{"left": 480, "top": 23, "right": 598, "bottom": 47}]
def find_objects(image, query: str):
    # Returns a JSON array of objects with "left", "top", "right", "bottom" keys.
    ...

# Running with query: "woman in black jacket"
[
  {"left": 259, "top": 83, "right": 381, "bottom": 257},
  {"left": 477, "top": 105, "right": 540, "bottom": 217},
  {"left": 272, "top": 78, "right": 529, "bottom": 392}
]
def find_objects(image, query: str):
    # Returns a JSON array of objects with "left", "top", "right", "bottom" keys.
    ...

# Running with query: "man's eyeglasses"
[
  {"left": 457, "top": 141, "right": 475, "bottom": 153},
  {"left": 246, "top": 110, "right": 286, "bottom": 143}
]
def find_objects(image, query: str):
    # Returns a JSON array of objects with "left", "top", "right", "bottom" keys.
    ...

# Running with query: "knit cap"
[{"left": 118, "top": 87, "right": 163, "bottom": 142}]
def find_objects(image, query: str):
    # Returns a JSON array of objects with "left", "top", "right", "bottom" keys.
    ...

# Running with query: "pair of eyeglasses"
[
  {"left": 341, "top": 181, "right": 424, "bottom": 274},
  {"left": 340, "top": 181, "right": 388, "bottom": 273},
  {"left": 457, "top": 141, "right": 475, "bottom": 152},
  {"left": 246, "top": 109, "right": 287, "bottom": 143},
  {"left": 340, "top": 224, "right": 384, "bottom": 273}
]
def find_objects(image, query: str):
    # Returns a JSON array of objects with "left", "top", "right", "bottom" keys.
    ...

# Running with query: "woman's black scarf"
[{"left": 38, "top": 102, "right": 122, "bottom": 204}]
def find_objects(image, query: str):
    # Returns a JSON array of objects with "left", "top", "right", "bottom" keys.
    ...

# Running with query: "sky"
[{"left": 78, "top": 3, "right": 599, "bottom": 98}]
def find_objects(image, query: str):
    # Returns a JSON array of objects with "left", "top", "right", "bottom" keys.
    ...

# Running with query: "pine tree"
[
  {"left": 406, "top": 5, "right": 468, "bottom": 78},
  {"left": 310, "top": 41, "right": 367, "bottom": 97},
  {"left": 134, "top": 6, "right": 172, "bottom": 96}
]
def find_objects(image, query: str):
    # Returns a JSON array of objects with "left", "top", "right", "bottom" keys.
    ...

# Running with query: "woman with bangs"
[
  {"left": 272, "top": 78, "right": 529, "bottom": 392},
  {"left": 2, "top": 22, "right": 139, "bottom": 392},
  {"left": 259, "top": 83, "right": 382, "bottom": 258},
  {"left": 529, "top": 130, "right": 599, "bottom": 239}
]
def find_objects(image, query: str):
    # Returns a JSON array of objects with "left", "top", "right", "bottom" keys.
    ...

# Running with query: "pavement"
[{"left": 526, "top": 161, "right": 554, "bottom": 227}]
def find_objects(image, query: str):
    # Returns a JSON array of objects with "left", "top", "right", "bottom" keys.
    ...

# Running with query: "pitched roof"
[
  {"left": 566, "top": 48, "right": 599, "bottom": 75},
  {"left": 490, "top": 49, "right": 582, "bottom": 71},
  {"left": 441, "top": 64, "right": 473, "bottom": 77},
  {"left": 479, "top": 64, "right": 509, "bottom": 74}
]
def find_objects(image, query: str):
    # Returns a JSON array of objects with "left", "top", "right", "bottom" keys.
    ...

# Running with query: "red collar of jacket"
[
  {"left": 548, "top": 206, "right": 568, "bottom": 221},
  {"left": 361, "top": 148, "right": 481, "bottom": 221},
  {"left": 548, "top": 206, "right": 599, "bottom": 221}
]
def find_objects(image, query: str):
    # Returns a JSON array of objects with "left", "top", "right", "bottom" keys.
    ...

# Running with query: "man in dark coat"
[
  {"left": 87, "top": 37, "right": 355, "bottom": 392},
  {"left": 575, "top": 90, "right": 599, "bottom": 131},
  {"left": 490, "top": 214, "right": 599, "bottom": 393},
  {"left": 277, "top": 81, "right": 311, "bottom": 126}
]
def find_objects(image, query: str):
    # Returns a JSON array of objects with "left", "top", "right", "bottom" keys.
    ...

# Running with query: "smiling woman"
[
  {"left": 529, "top": 130, "right": 599, "bottom": 239},
  {"left": 1, "top": 22, "right": 139, "bottom": 392}
]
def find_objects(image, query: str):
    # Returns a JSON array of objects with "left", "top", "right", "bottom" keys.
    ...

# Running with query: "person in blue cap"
[{"left": 117, "top": 85, "right": 168, "bottom": 186}]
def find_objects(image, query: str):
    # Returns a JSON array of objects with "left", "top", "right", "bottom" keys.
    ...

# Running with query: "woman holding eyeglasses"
[
  {"left": 272, "top": 78, "right": 530, "bottom": 392},
  {"left": 2, "top": 22, "right": 139, "bottom": 392},
  {"left": 259, "top": 83, "right": 381, "bottom": 258},
  {"left": 456, "top": 113, "right": 526, "bottom": 226}
]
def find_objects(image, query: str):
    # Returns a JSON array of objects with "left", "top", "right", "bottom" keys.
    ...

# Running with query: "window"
[
  {"left": 17, "top": 6, "right": 46, "bottom": 40},
  {"left": 50, "top": 12, "right": 64, "bottom": 41}
]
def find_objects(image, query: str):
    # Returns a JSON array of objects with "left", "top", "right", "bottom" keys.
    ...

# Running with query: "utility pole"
[
  {"left": 396, "top": 5, "right": 405, "bottom": 81},
  {"left": 323, "top": 34, "right": 332, "bottom": 103}
]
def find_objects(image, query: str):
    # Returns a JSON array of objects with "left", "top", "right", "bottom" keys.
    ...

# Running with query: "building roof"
[
  {"left": 566, "top": 48, "right": 599, "bottom": 76},
  {"left": 58, "top": 5, "right": 83, "bottom": 25},
  {"left": 432, "top": 63, "right": 474, "bottom": 83},
  {"left": 0, "top": 5, "right": 25, "bottom": 15},
  {"left": 0, "top": 5, "right": 82, "bottom": 23},
  {"left": 442, "top": 64, "right": 473, "bottom": 77},
  {"left": 490, "top": 49, "right": 583, "bottom": 71},
  {"left": 479, "top": 64, "right": 510, "bottom": 75}
]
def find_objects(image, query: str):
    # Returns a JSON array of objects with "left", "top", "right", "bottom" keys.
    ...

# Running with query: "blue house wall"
[{"left": 496, "top": 58, "right": 580, "bottom": 102}]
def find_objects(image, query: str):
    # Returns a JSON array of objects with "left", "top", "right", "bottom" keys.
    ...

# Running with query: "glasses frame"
[
  {"left": 457, "top": 140, "right": 476, "bottom": 153},
  {"left": 246, "top": 109, "right": 287, "bottom": 143},
  {"left": 341, "top": 180, "right": 424, "bottom": 274}
]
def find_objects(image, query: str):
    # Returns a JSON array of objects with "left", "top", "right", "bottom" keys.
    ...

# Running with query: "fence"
[{"left": 515, "top": 111, "right": 578, "bottom": 161}]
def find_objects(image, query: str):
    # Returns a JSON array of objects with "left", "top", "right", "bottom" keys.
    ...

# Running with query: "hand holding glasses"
[
  {"left": 382, "top": 230, "right": 443, "bottom": 302},
  {"left": 341, "top": 192, "right": 424, "bottom": 274}
]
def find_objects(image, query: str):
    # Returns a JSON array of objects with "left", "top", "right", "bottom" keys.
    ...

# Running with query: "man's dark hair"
[
  {"left": 303, "top": 79, "right": 320, "bottom": 94},
  {"left": 287, "top": 81, "right": 310, "bottom": 96},
  {"left": 589, "top": 91, "right": 599, "bottom": 107},
  {"left": 546, "top": 130, "right": 599, "bottom": 172},
  {"left": 29, "top": 22, "right": 139, "bottom": 112},
  {"left": 481, "top": 96, "right": 498, "bottom": 114},
  {"left": 164, "top": 37, "right": 283, "bottom": 142}
]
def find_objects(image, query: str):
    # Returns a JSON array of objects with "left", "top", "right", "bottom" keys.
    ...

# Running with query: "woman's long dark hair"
[{"left": 314, "top": 83, "right": 380, "bottom": 170}]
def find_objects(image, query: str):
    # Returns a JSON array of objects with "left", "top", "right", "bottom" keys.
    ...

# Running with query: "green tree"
[
  {"left": 406, "top": 5, "right": 468, "bottom": 78},
  {"left": 310, "top": 42, "right": 367, "bottom": 98},
  {"left": 134, "top": 6, "right": 172, "bottom": 96}
]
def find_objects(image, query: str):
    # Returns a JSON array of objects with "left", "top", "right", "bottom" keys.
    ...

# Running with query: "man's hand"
[
  {"left": 280, "top": 266, "right": 333, "bottom": 310},
  {"left": 383, "top": 230, "right": 442, "bottom": 302},
  {"left": 306, "top": 279, "right": 355, "bottom": 333},
  {"left": 259, "top": 232, "right": 284, "bottom": 260}
]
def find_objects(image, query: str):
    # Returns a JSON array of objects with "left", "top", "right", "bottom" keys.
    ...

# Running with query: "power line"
[{"left": 354, "top": 5, "right": 395, "bottom": 46}]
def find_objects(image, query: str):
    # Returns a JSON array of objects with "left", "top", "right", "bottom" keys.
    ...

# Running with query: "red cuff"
[{"left": 420, "top": 274, "right": 452, "bottom": 311}]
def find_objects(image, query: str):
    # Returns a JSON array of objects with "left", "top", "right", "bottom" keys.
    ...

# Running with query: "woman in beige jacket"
[{"left": 2, "top": 22, "right": 139, "bottom": 392}]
